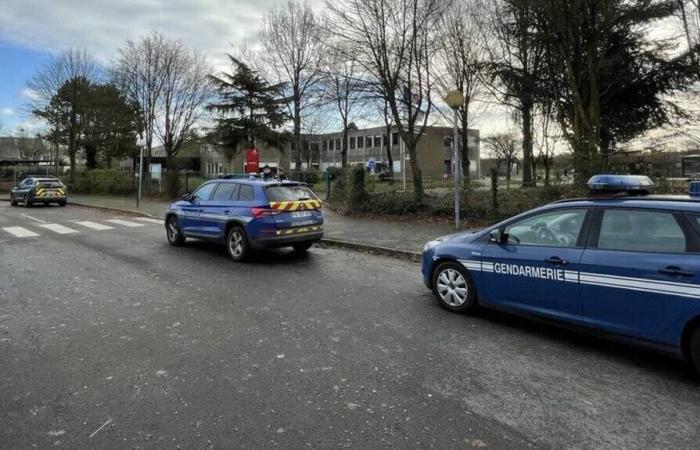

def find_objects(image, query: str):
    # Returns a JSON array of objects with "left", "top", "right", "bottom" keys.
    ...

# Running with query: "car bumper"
[
  {"left": 32, "top": 195, "right": 67, "bottom": 202},
  {"left": 251, "top": 231, "right": 324, "bottom": 249}
]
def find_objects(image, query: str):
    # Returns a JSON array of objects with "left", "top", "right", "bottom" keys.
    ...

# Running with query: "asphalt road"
[{"left": 1, "top": 203, "right": 699, "bottom": 449}]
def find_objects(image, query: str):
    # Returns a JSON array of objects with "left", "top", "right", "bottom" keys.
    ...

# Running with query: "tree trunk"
[
  {"left": 85, "top": 143, "right": 97, "bottom": 169},
  {"left": 341, "top": 125, "right": 348, "bottom": 168},
  {"left": 165, "top": 145, "right": 179, "bottom": 198},
  {"left": 294, "top": 95, "right": 302, "bottom": 171},
  {"left": 544, "top": 158, "right": 551, "bottom": 186},
  {"left": 385, "top": 128, "right": 393, "bottom": 184},
  {"left": 406, "top": 139, "right": 424, "bottom": 203},
  {"left": 521, "top": 103, "right": 534, "bottom": 187}
]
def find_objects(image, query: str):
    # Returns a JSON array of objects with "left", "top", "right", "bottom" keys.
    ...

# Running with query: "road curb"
[
  {"left": 67, "top": 200, "right": 421, "bottom": 262},
  {"left": 67, "top": 200, "right": 165, "bottom": 220},
  {"left": 319, "top": 238, "right": 421, "bottom": 262}
]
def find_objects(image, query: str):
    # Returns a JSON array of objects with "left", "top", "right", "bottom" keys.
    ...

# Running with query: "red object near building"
[{"left": 245, "top": 148, "right": 259, "bottom": 173}]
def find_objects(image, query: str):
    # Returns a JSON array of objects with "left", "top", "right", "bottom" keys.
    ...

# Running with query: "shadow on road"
[
  {"left": 424, "top": 298, "right": 700, "bottom": 383},
  {"left": 172, "top": 239, "right": 314, "bottom": 266}
]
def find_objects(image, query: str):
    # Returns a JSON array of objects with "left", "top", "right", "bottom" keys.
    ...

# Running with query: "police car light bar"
[{"left": 586, "top": 174, "right": 654, "bottom": 193}]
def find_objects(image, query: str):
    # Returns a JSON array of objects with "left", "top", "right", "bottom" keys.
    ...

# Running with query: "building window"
[
  {"left": 374, "top": 135, "right": 382, "bottom": 148},
  {"left": 357, "top": 136, "right": 364, "bottom": 148},
  {"left": 335, "top": 138, "right": 341, "bottom": 150},
  {"left": 392, "top": 132, "right": 399, "bottom": 146},
  {"left": 365, "top": 136, "right": 372, "bottom": 148},
  {"left": 328, "top": 139, "right": 334, "bottom": 151},
  {"left": 350, "top": 137, "right": 356, "bottom": 149},
  {"left": 323, "top": 140, "right": 328, "bottom": 151}
]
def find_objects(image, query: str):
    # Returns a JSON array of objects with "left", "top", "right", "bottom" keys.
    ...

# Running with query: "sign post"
[
  {"left": 137, "top": 146, "right": 143, "bottom": 208},
  {"left": 445, "top": 90, "right": 464, "bottom": 230}
]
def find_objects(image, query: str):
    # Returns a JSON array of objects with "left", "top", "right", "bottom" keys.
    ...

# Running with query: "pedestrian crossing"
[{"left": 1, "top": 217, "right": 161, "bottom": 239}]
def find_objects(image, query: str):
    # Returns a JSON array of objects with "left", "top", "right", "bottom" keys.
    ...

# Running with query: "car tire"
[
  {"left": 688, "top": 326, "right": 700, "bottom": 375},
  {"left": 166, "top": 216, "right": 186, "bottom": 246},
  {"left": 431, "top": 261, "right": 479, "bottom": 314},
  {"left": 226, "top": 225, "right": 250, "bottom": 262},
  {"left": 58, "top": 200, "right": 66, "bottom": 207},
  {"left": 292, "top": 242, "right": 313, "bottom": 252},
  {"left": 10, "top": 195, "right": 17, "bottom": 206},
  {"left": 24, "top": 194, "right": 31, "bottom": 207}
]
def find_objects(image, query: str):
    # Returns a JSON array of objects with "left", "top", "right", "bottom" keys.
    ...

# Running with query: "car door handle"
[
  {"left": 659, "top": 266, "right": 694, "bottom": 277},
  {"left": 544, "top": 257, "right": 568, "bottom": 265}
]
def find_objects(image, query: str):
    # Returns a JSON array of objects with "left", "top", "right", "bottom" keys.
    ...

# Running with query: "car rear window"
[
  {"left": 36, "top": 179, "right": 64, "bottom": 188},
  {"left": 265, "top": 185, "right": 317, "bottom": 202}
]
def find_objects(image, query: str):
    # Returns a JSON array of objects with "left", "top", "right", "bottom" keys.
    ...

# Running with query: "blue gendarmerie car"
[
  {"left": 165, "top": 179, "right": 323, "bottom": 261},
  {"left": 421, "top": 175, "right": 700, "bottom": 373}
]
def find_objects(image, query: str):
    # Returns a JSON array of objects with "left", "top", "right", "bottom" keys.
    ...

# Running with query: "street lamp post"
[{"left": 445, "top": 90, "right": 464, "bottom": 230}]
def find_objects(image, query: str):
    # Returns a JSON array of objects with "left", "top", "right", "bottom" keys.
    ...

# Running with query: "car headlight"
[{"left": 423, "top": 240, "right": 442, "bottom": 252}]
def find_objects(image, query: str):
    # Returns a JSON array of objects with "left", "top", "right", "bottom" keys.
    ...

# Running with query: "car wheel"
[
  {"left": 10, "top": 195, "right": 17, "bottom": 206},
  {"left": 166, "top": 216, "right": 186, "bottom": 246},
  {"left": 292, "top": 242, "right": 313, "bottom": 252},
  {"left": 432, "top": 261, "right": 479, "bottom": 314},
  {"left": 226, "top": 225, "right": 250, "bottom": 262},
  {"left": 58, "top": 200, "right": 66, "bottom": 207},
  {"left": 24, "top": 194, "right": 31, "bottom": 207},
  {"left": 688, "top": 326, "right": 700, "bottom": 375}
]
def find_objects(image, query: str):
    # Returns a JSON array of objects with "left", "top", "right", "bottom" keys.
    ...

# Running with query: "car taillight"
[{"left": 252, "top": 207, "right": 281, "bottom": 217}]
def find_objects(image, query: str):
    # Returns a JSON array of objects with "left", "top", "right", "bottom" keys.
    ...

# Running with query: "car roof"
[
  {"left": 203, "top": 179, "right": 305, "bottom": 187},
  {"left": 547, "top": 195, "right": 700, "bottom": 213}
]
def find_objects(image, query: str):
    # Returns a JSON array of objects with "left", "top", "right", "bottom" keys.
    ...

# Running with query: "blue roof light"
[{"left": 587, "top": 175, "right": 654, "bottom": 193}]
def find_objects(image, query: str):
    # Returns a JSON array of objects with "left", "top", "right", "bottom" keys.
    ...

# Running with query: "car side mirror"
[
  {"left": 489, "top": 229, "right": 503, "bottom": 244},
  {"left": 181, "top": 193, "right": 192, "bottom": 202}
]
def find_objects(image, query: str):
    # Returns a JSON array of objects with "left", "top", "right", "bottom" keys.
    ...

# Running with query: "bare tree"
[
  {"left": 533, "top": 101, "right": 562, "bottom": 186},
  {"left": 485, "top": 0, "right": 545, "bottom": 188},
  {"left": 434, "top": 0, "right": 489, "bottom": 183},
  {"left": 261, "top": 0, "right": 327, "bottom": 173},
  {"left": 27, "top": 49, "right": 100, "bottom": 181},
  {"left": 112, "top": 31, "right": 169, "bottom": 171},
  {"left": 327, "top": 0, "right": 446, "bottom": 202},
  {"left": 321, "top": 42, "right": 367, "bottom": 167},
  {"left": 155, "top": 41, "right": 213, "bottom": 197},
  {"left": 484, "top": 132, "right": 520, "bottom": 189}
]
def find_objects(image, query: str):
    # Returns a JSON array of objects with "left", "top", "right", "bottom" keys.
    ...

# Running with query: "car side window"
[
  {"left": 598, "top": 209, "right": 687, "bottom": 253},
  {"left": 192, "top": 183, "right": 216, "bottom": 201},
  {"left": 237, "top": 185, "right": 255, "bottom": 202},
  {"left": 503, "top": 209, "right": 587, "bottom": 247},
  {"left": 211, "top": 183, "right": 236, "bottom": 201}
]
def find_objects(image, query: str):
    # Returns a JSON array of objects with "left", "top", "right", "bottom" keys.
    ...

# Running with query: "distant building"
[
  {"left": 120, "top": 125, "right": 481, "bottom": 182},
  {"left": 311, "top": 125, "right": 481, "bottom": 181}
]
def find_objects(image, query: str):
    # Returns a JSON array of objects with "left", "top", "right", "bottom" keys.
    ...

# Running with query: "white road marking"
[
  {"left": 20, "top": 213, "right": 48, "bottom": 224},
  {"left": 134, "top": 217, "right": 163, "bottom": 224},
  {"left": 39, "top": 223, "right": 79, "bottom": 234},
  {"left": 73, "top": 221, "right": 115, "bottom": 231},
  {"left": 2, "top": 226, "right": 40, "bottom": 238},
  {"left": 105, "top": 219, "right": 145, "bottom": 227}
]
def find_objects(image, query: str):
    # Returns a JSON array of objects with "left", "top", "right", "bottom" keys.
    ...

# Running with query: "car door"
[
  {"left": 480, "top": 207, "right": 592, "bottom": 323},
  {"left": 579, "top": 207, "right": 700, "bottom": 342},
  {"left": 196, "top": 182, "right": 239, "bottom": 240},
  {"left": 180, "top": 182, "right": 217, "bottom": 237}
]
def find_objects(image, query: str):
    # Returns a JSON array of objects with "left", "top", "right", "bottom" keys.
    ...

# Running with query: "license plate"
[{"left": 290, "top": 211, "right": 312, "bottom": 218}]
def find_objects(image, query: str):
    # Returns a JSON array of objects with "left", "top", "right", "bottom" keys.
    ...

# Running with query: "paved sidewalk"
[{"left": 65, "top": 194, "right": 453, "bottom": 256}]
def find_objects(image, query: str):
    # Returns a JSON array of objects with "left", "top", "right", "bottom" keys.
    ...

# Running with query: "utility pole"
[{"left": 445, "top": 90, "right": 465, "bottom": 230}]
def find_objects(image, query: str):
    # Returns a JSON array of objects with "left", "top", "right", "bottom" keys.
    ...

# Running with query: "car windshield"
[{"left": 265, "top": 185, "right": 317, "bottom": 202}]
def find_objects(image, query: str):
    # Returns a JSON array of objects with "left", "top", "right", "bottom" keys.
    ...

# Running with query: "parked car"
[
  {"left": 422, "top": 175, "right": 700, "bottom": 373},
  {"left": 10, "top": 176, "right": 67, "bottom": 207},
  {"left": 165, "top": 179, "right": 323, "bottom": 261}
]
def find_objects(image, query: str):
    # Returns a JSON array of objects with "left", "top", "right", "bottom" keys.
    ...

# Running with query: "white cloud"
[
  {"left": 1, "top": 108, "right": 14, "bottom": 116},
  {"left": 0, "top": 0, "right": 326, "bottom": 72},
  {"left": 20, "top": 88, "right": 40, "bottom": 101}
]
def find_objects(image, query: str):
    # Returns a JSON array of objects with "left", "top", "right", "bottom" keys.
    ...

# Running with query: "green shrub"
[
  {"left": 347, "top": 165, "right": 370, "bottom": 210},
  {"left": 63, "top": 170, "right": 134, "bottom": 195}
]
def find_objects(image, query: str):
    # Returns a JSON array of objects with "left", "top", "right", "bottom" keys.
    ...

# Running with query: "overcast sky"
[{"left": 0, "top": 1, "right": 687, "bottom": 147}]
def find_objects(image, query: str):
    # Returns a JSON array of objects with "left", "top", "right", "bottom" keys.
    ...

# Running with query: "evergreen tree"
[{"left": 207, "top": 56, "right": 289, "bottom": 167}]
